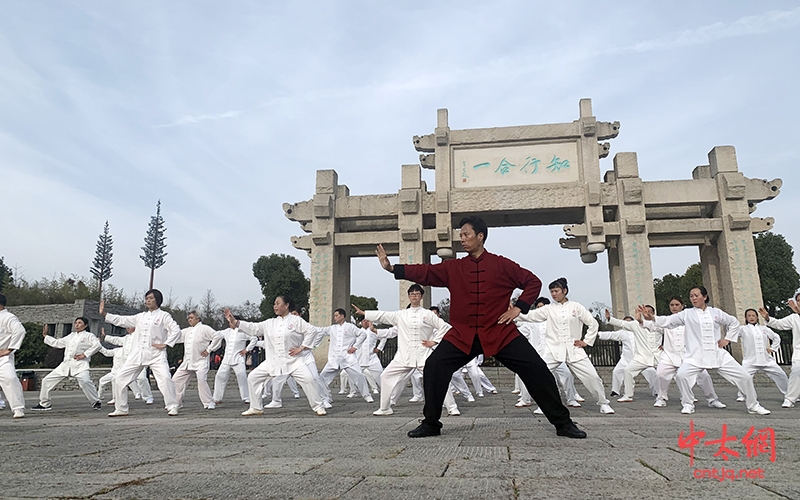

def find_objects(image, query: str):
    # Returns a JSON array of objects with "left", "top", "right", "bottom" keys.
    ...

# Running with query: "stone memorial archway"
[{"left": 284, "top": 99, "right": 781, "bottom": 327}]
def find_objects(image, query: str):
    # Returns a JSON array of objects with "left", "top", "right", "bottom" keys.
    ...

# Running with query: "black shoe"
[
  {"left": 610, "top": 391, "right": 619, "bottom": 397},
  {"left": 31, "top": 404, "right": 52, "bottom": 411},
  {"left": 407, "top": 420, "right": 442, "bottom": 438},
  {"left": 92, "top": 401, "right": 102, "bottom": 410},
  {"left": 556, "top": 421, "right": 587, "bottom": 439}
]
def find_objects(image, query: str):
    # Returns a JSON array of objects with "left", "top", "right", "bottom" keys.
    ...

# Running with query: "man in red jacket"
[{"left": 377, "top": 215, "right": 585, "bottom": 439}]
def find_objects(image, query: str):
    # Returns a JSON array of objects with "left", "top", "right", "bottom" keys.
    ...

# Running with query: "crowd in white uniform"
[{"left": 1, "top": 285, "right": 799, "bottom": 420}]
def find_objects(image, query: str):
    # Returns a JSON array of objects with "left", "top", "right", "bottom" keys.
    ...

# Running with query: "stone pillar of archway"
[
  {"left": 433, "top": 109, "right": 454, "bottom": 259},
  {"left": 610, "top": 152, "right": 655, "bottom": 316},
  {"left": 707, "top": 146, "right": 764, "bottom": 360},
  {"left": 398, "top": 164, "right": 430, "bottom": 308},
  {"left": 308, "top": 170, "right": 342, "bottom": 327}
]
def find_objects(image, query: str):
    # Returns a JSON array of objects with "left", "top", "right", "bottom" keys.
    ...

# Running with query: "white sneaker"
[
  {"left": 372, "top": 389, "right": 379, "bottom": 394},
  {"left": 708, "top": 399, "right": 726, "bottom": 409},
  {"left": 373, "top": 408, "right": 393, "bottom": 416},
  {"left": 616, "top": 396, "right": 633, "bottom": 403},
  {"left": 477, "top": 393, "right": 484, "bottom": 398},
  {"left": 346, "top": 393, "right": 356, "bottom": 398},
  {"left": 466, "top": 395, "right": 475, "bottom": 403},
  {"left": 293, "top": 393, "right": 301, "bottom": 398},
  {"left": 574, "top": 394, "right": 586, "bottom": 402},
  {"left": 167, "top": 407, "right": 179, "bottom": 416},
  {"left": 241, "top": 408, "right": 263, "bottom": 416},
  {"left": 323, "top": 400, "right": 332, "bottom": 409},
  {"left": 145, "top": 398, "right": 154, "bottom": 405},
  {"left": 134, "top": 394, "right": 142, "bottom": 400},
  {"left": 315, "top": 407, "right": 327, "bottom": 416},
  {"left": 364, "top": 395, "right": 374, "bottom": 403},
  {"left": 533, "top": 407, "right": 544, "bottom": 415},
  {"left": 106, "top": 399, "right": 115, "bottom": 405},
  {"left": 408, "top": 396, "right": 423, "bottom": 403},
  {"left": 265, "top": 401, "right": 283, "bottom": 409},
  {"left": 0, "top": 402, "right": 6, "bottom": 410},
  {"left": 205, "top": 403, "right": 216, "bottom": 410},
  {"left": 338, "top": 390, "right": 347, "bottom": 395},
  {"left": 108, "top": 410, "right": 129, "bottom": 417},
  {"left": 736, "top": 396, "right": 746, "bottom": 402},
  {"left": 782, "top": 399, "right": 795, "bottom": 408},
  {"left": 13, "top": 409, "right": 24, "bottom": 419},
  {"left": 748, "top": 404, "right": 770, "bottom": 415},
  {"left": 567, "top": 400, "right": 582, "bottom": 407},
  {"left": 599, "top": 404, "right": 615, "bottom": 414},
  {"left": 389, "top": 400, "right": 396, "bottom": 406},
  {"left": 681, "top": 404, "right": 695, "bottom": 415},
  {"left": 511, "top": 389, "right": 520, "bottom": 395},
  {"left": 515, "top": 401, "right": 531, "bottom": 407},
  {"left": 447, "top": 408, "right": 461, "bottom": 416},
  {"left": 653, "top": 398, "right": 666, "bottom": 408}
]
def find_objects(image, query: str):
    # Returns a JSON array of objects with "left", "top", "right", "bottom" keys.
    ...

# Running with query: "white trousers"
[
  {"left": 389, "top": 368, "right": 423, "bottom": 404},
  {"left": 544, "top": 355, "right": 609, "bottom": 405},
  {"left": 449, "top": 371, "right": 473, "bottom": 399},
  {"left": 737, "top": 360, "right": 789, "bottom": 398},
  {"left": 246, "top": 363, "right": 322, "bottom": 412},
  {"left": 114, "top": 359, "right": 176, "bottom": 413},
  {"left": 676, "top": 353, "right": 760, "bottom": 410},
  {"left": 0, "top": 357, "right": 25, "bottom": 411},
  {"left": 518, "top": 362, "right": 579, "bottom": 404},
  {"left": 173, "top": 365, "right": 213, "bottom": 407},
  {"left": 39, "top": 369, "right": 99, "bottom": 407},
  {"left": 270, "top": 374, "right": 300, "bottom": 403},
  {"left": 360, "top": 361, "right": 383, "bottom": 393},
  {"left": 378, "top": 361, "right": 418, "bottom": 411},
  {"left": 787, "top": 360, "right": 800, "bottom": 403},
  {"left": 320, "top": 359, "right": 370, "bottom": 399},
  {"left": 98, "top": 371, "right": 144, "bottom": 399},
  {"left": 622, "top": 361, "right": 658, "bottom": 398},
  {"left": 656, "top": 361, "right": 718, "bottom": 401},
  {"left": 213, "top": 362, "right": 250, "bottom": 402},
  {"left": 610, "top": 359, "right": 628, "bottom": 394},
  {"left": 477, "top": 368, "right": 497, "bottom": 393}
]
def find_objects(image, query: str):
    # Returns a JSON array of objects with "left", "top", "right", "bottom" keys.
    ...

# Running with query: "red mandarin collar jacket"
[{"left": 393, "top": 250, "right": 542, "bottom": 356}]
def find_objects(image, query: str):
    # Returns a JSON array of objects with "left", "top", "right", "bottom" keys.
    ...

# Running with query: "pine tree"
[
  {"left": 140, "top": 200, "right": 168, "bottom": 290},
  {"left": 89, "top": 220, "right": 114, "bottom": 299}
]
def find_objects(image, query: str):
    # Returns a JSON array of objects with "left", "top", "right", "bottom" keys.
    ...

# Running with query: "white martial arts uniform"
[
  {"left": 0, "top": 309, "right": 26, "bottom": 413},
  {"left": 606, "top": 317, "right": 660, "bottom": 399},
  {"left": 239, "top": 315, "right": 325, "bottom": 413},
  {"left": 766, "top": 313, "right": 800, "bottom": 404},
  {"left": 173, "top": 321, "right": 220, "bottom": 409},
  {"left": 38, "top": 329, "right": 101, "bottom": 407},
  {"left": 643, "top": 320, "right": 719, "bottom": 405},
  {"left": 103, "top": 334, "right": 153, "bottom": 402},
  {"left": 654, "top": 306, "right": 764, "bottom": 412},
  {"left": 366, "top": 307, "right": 449, "bottom": 413},
  {"left": 463, "top": 355, "right": 497, "bottom": 396},
  {"left": 317, "top": 322, "right": 371, "bottom": 401},
  {"left": 212, "top": 328, "right": 257, "bottom": 403},
  {"left": 515, "top": 320, "right": 581, "bottom": 406},
  {"left": 520, "top": 300, "right": 610, "bottom": 407},
  {"left": 598, "top": 329, "right": 635, "bottom": 395},
  {"left": 355, "top": 327, "right": 386, "bottom": 394},
  {"left": 105, "top": 309, "right": 182, "bottom": 413},
  {"left": 728, "top": 323, "right": 788, "bottom": 398}
]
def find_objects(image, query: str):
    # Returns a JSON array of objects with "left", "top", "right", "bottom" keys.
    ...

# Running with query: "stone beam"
[{"left": 450, "top": 185, "right": 587, "bottom": 214}]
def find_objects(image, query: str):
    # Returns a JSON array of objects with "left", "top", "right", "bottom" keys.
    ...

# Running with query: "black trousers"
[{"left": 422, "top": 335, "right": 572, "bottom": 428}]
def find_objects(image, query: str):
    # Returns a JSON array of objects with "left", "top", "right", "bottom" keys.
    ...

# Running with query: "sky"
[{"left": 1, "top": 1, "right": 799, "bottom": 314}]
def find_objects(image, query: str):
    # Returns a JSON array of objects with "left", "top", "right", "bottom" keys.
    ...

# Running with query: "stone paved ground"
[{"left": 2, "top": 381, "right": 797, "bottom": 499}]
